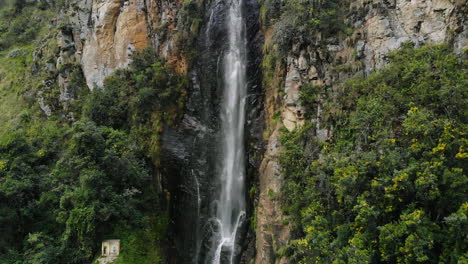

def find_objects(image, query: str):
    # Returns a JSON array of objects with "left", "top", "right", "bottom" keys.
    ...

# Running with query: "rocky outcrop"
[
  {"left": 32, "top": 0, "right": 186, "bottom": 118},
  {"left": 80, "top": 0, "right": 185, "bottom": 89},
  {"left": 255, "top": 0, "right": 467, "bottom": 262},
  {"left": 82, "top": 0, "right": 150, "bottom": 88},
  {"left": 359, "top": 0, "right": 466, "bottom": 71},
  {"left": 255, "top": 125, "right": 290, "bottom": 264}
]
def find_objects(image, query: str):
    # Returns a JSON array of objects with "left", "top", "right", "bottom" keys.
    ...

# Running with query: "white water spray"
[{"left": 210, "top": 0, "right": 247, "bottom": 263}]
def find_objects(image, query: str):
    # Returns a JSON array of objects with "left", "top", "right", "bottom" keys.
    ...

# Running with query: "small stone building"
[{"left": 99, "top": 239, "right": 120, "bottom": 264}]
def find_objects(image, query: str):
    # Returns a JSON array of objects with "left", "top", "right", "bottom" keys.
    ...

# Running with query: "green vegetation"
[
  {"left": 171, "top": 0, "right": 204, "bottom": 62},
  {"left": 0, "top": 50, "right": 186, "bottom": 263},
  {"left": 0, "top": 3, "right": 187, "bottom": 263},
  {"left": 0, "top": 3, "right": 52, "bottom": 50},
  {"left": 0, "top": 0, "right": 13, "bottom": 10},
  {"left": 115, "top": 214, "right": 169, "bottom": 264},
  {"left": 84, "top": 48, "right": 188, "bottom": 161},
  {"left": 280, "top": 44, "right": 467, "bottom": 263},
  {"left": 259, "top": 0, "right": 349, "bottom": 132},
  {"left": 0, "top": 4, "right": 53, "bottom": 131},
  {"left": 259, "top": 0, "right": 347, "bottom": 56}
]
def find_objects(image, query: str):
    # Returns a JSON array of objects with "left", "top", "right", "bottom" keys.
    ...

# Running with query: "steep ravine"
[
  {"left": 1, "top": 0, "right": 465, "bottom": 263},
  {"left": 35, "top": 0, "right": 468, "bottom": 262}
]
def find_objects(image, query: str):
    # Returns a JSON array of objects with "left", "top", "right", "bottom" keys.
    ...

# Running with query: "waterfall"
[{"left": 209, "top": 0, "right": 247, "bottom": 263}]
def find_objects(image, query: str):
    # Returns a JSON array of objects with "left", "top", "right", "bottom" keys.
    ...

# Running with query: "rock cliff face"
[
  {"left": 255, "top": 0, "right": 467, "bottom": 263},
  {"left": 51, "top": 0, "right": 184, "bottom": 89},
  {"left": 80, "top": 0, "right": 187, "bottom": 88},
  {"left": 30, "top": 0, "right": 466, "bottom": 262}
]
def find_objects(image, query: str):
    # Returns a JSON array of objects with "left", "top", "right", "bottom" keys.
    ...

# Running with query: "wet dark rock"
[{"left": 160, "top": 0, "right": 262, "bottom": 263}]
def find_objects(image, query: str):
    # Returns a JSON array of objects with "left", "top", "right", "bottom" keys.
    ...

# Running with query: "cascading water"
[
  {"left": 209, "top": 0, "right": 247, "bottom": 263},
  {"left": 162, "top": 0, "right": 259, "bottom": 262}
]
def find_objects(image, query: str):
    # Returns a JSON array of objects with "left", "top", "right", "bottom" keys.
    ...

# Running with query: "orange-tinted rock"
[{"left": 82, "top": 0, "right": 150, "bottom": 89}]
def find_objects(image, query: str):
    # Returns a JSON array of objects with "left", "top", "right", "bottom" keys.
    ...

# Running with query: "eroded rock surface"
[
  {"left": 255, "top": 125, "right": 291, "bottom": 264},
  {"left": 80, "top": 0, "right": 184, "bottom": 89},
  {"left": 82, "top": 0, "right": 149, "bottom": 88}
]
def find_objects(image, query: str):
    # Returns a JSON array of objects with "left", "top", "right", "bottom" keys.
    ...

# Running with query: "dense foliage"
[
  {"left": 83, "top": 48, "right": 187, "bottom": 161},
  {"left": 0, "top": 1, "right": 53, "bottom": 50},
  {"left": 0, "top": 4, "right": 187, "bottom": 263},
  {"left": 280, "top": 44, "right": 467, "bottom": 263}
]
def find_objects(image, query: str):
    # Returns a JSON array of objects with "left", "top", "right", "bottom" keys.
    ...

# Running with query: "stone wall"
[{"left": 98, "top": 239, "right": 120, "bottom": 264}]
